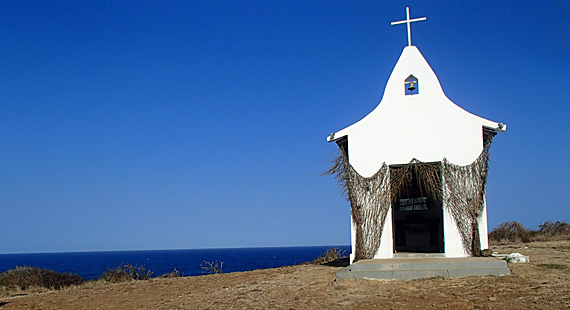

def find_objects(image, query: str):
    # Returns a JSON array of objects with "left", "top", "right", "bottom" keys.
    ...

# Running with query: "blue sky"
[{"left": 1, "top": 1, "right": 568, "bottom": 253}]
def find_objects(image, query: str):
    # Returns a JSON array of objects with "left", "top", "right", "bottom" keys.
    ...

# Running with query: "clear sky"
[{"left": 1, "top": 1, "right": 568, "bottom": 254}]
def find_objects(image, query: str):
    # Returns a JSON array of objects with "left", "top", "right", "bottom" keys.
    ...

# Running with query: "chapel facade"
[{"left": 327, "top": 11, "right": 506, "bottom": 263}]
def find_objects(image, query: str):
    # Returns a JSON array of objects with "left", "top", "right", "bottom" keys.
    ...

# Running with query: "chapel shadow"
[{"left": 321, "top": 257, "right": 350, "bottom": 267}]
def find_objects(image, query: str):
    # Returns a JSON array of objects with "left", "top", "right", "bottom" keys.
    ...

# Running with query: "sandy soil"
[{"left": 1, "top": 241, "right": 569, "bottom": 309}]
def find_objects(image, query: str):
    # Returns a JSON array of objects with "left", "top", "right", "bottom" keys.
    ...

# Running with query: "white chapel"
[{"left": 327, "top": 8, "right": 506, "bottom": 263}]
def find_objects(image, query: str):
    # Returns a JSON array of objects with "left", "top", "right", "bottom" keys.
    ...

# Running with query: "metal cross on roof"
[{"left": 391, "top": 7, "right": 426, "bottom": 46}]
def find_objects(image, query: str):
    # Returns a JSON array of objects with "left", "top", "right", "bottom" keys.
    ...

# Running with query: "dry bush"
[
  {"left": 200, "top": 260, "right": 224, "bottom": 274},
  {"left": 538, "top": 221, "right": 570, "bottom": 238},
  {"left": 159, "top": 268, "right": 184, "bottom": 278},
  {"left": 489, "top": 220, "right": 570, "bottom": 244},
  {"left": 0, "top": 266, "right": 84, "bottom": 292},
  {"left": 102, "top": 263, "right": 153, "bottom": 282},
  {"left": 310, "top": 247, "right": 346, "bottom": 265},
  {"left": 489, "top": 221, "right": 532, "bottom": 243},
  {"left": 102, "top": 268, "right": 132, "bottom": 283}
]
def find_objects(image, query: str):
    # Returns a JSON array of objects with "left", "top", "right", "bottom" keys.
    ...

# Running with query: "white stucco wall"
[
  {"left": 350, "top": 208, "right": 394, "bottom": 263},
  {"left": 479, "top": 198, "right": 489, "bottom": 250},
  {"left": 374, "top": 208, "right": 394, "bottom": 259},
  {"left": 443, "top": 205, "right": 469, "bottom": 257},
  {"left": 350, "top": 217, "right": 356, "bottom": 263}
]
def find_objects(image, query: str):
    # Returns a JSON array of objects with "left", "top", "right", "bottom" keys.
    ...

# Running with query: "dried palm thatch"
[
  {"left": 323, "top": 144, "right": 350, "bottom": 199},
  {"left": 389, "top": 159, "right": 442, "bottom": 203},
  {"left": 324, "top": 144, "right": 390, "bottom": 260},
  {"left": 443, "top": 132, "right": 494, "bottom": 255},
  {"left": 348, "top": 163, "right": 390, "bottom": 260},
  {"left": 326, "top": 130, "right": 495, "bottom": 259}
]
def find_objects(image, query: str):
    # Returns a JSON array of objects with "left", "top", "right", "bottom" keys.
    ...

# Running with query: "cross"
[{"left": 391, "top": 7, "right": 426, "bottom": 46}]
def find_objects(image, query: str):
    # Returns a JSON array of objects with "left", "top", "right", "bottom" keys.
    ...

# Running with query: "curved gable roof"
[{"left": 329, "top": 46, "right": 505, "bottom": 177}]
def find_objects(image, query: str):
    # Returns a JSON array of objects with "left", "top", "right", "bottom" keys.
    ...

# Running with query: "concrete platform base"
[{"left": 336, "top": 257, "right": 509, "bottom": 281}]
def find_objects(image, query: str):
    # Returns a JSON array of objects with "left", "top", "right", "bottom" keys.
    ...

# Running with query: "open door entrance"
[{"left": 391, "top": 163, "right": 444, "bottom": 253}]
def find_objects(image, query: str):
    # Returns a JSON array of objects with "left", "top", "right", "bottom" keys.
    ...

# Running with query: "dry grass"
[{"left": 3, "top": 240, "right": 569, "bottom": 309}]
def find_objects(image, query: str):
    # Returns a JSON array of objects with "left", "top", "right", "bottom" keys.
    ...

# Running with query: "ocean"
[{"left": 0, "top": 246, "right": 350, "bottom": 280}]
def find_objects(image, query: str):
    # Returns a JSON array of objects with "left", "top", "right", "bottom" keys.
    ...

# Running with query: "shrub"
[
  {"left": 538, "top": 221, "right": 570, "bottom": 237},
  {"left": 159, "top": 268, "right": 184, "bottom": 278},
  {"left": 102, "top": 263, "right": 153, "bottom": 282},
  {"left": 200, "top": 260, "right": 224, "bottom": 274},
  {"left": 102, "top": 268, "right": 132, "bottom": 283},
  {"left": 0, "top": 266, "right": 84, "bottom": 291},
  {"left": 489, "top": 220, "right": 570, "bottom": 243},
  {"left": 489, "top": 221, "right": 532, "bottom": 243},
  {"left": 311, "top": 247, "right": 346, "bottom": 264}
]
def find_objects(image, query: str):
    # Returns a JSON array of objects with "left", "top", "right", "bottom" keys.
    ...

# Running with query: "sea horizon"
[
  {"left": 1, "top": 244, "right": 351, "bottom": 255},
  {"left": 0, "top": 245, "right": 352, "bottom": 280}
]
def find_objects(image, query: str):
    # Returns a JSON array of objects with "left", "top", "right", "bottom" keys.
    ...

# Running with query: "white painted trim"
[{"left": 350, "top": 216, "right": 356, "bottom": 264}]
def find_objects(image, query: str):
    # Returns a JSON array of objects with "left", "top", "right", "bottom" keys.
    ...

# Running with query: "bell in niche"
[{"left": 405, "top": 74, "right": 418, "bottom": 94}]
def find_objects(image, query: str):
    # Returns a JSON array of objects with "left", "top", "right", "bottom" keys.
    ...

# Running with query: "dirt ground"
[{"left": 1, "top": 240, "right": 569, "bottom": 309}]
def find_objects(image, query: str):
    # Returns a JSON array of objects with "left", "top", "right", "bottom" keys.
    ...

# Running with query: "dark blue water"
[{"left": 0, "top": 246, "right": 350, "bottom": 280}]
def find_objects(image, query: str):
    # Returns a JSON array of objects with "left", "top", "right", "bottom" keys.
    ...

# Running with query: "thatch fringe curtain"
[
  {"left": 348, "top": 164, "right": 390, "bottom": 260},
  {"left": 389, "top": 160, "right": 442, "bottom": 203},
  {"left": 442, "top": 134, "right": 494, "bottom": 255},
  {"left": 324, "top": 145, "right": 390, "bottom": 260}
]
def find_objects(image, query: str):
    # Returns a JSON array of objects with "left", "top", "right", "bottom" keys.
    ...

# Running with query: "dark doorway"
[{"left": 391, "top": 164, "right": 444, "bottom": 253}]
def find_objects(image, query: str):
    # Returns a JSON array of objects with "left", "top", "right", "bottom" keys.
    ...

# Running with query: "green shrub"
[{"left": 0, "top": 266, "right": 84, "bottom": 291}]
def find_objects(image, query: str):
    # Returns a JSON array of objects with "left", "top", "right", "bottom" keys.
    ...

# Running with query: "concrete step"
[{"left": 336, "top": 257, "right": 509, "bottom": 281}]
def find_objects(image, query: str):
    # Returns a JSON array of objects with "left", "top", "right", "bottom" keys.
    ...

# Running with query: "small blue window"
[{"left": 405, "top": 74, "right": 418, "bottom": 95}]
